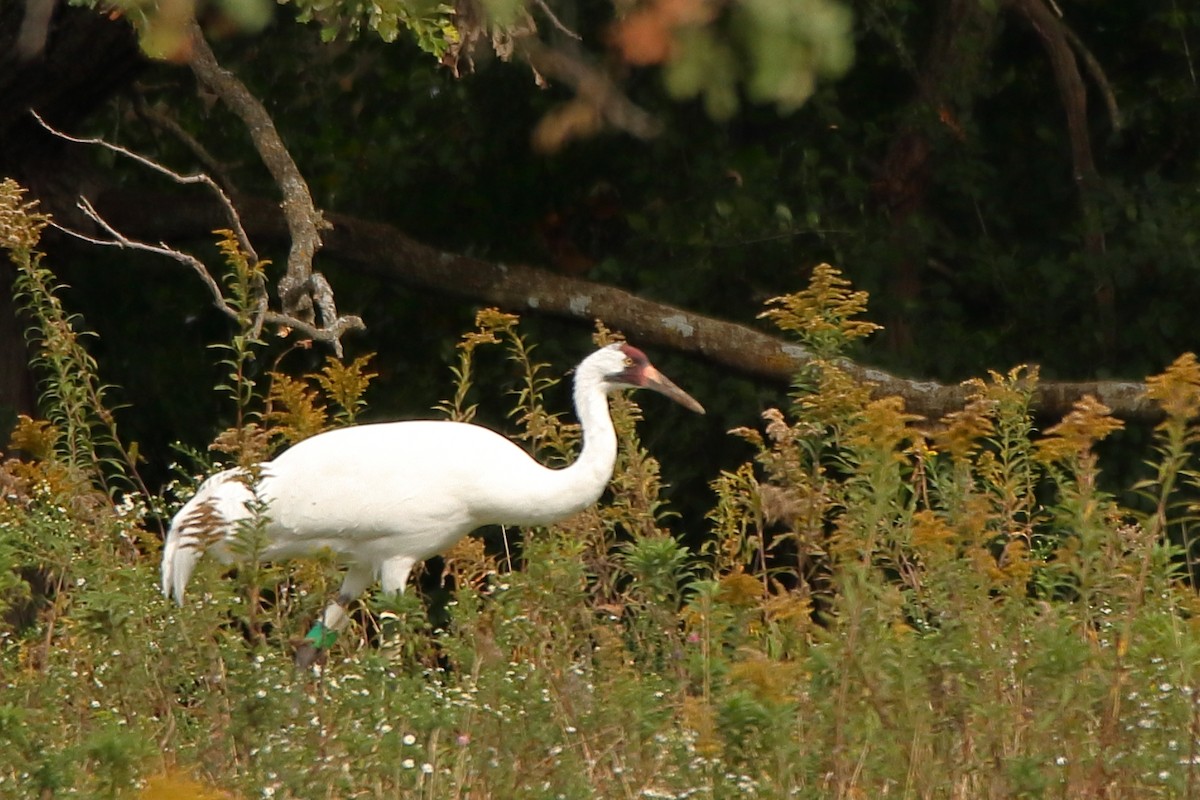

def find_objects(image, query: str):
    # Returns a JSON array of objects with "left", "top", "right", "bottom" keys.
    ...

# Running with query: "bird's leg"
[
  {"left": 374, "top": 555, "right": 419, "bottom": 649},
  {"left": 380, "top": 555, "right": 417, "bottom": 595},
  {"left": 303, "top": 595, "right": 352, "bottom": 648},
  {"left": 295, "top": 564, "right": 374, "bottom": 668}
]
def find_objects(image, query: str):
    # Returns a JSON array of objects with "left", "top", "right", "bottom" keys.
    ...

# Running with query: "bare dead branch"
[
  {"left": 35, "top": 96, "right": 365, "bottom": 355},
  {"left": 261, "top": 308, "right": 364, "bottom": 346},
  {"left": 184, "top": 20, "right": 324, "bottom": 323},
  {"left": 183, "top": 21, "right": 365, "bottom": 354},
  {"left": 53, "top": 197, "right": 238, "bottom": 323},
  {"left": 31, "top": 109, "right": 257, "bottom": 263},
  {"left": 306, "top": 273, "right": 341, "bottom": 336},
  {"left": 57, "top": 195, "right": 364, "bottom": 354}
]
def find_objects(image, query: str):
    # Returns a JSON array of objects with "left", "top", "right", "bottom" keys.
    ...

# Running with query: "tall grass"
[{"left": 2, "top": 182, "right": 1200, "bottom": 798}]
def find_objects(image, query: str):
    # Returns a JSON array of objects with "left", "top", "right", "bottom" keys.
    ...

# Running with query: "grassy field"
[{"left": 4, "top": 186, "right": 1200, "bottom": 798}]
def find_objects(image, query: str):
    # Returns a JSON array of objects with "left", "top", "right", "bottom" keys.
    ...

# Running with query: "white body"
[
  {"left": 161, "top": 418, "right": 613, "bottom": 602},
  {"left": 159, "top": 343, "right": 703, "bottom": 612}
]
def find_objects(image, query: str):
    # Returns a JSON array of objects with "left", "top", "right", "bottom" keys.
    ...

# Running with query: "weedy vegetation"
[{"left": 4, "top": 179, "right": 1200, "bottom": 798}]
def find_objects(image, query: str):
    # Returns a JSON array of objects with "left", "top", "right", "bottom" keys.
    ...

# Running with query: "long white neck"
[{"left": 511, "top": 365, "right": 617, "bottom": 525}]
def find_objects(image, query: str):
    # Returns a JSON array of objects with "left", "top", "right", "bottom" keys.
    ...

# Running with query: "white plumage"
[{"left": 162, "top": 342, "right": 704, "bottom": 662}]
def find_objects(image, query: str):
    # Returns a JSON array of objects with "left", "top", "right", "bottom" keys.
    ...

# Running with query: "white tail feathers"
[
  {"left": 161, "top": 522, "right": 204, "bottom": 604},
  {"left": 161, "top": 469, "right": 253, "bottom": 604}
]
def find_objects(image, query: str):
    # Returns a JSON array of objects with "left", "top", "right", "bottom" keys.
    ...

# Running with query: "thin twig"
[
  {"left": 33, "top": 104, "right": 364, "bottom": 354},
  {"left": 533, "top": 0, "right": 581, "bottom": 40},
  {"left": 1170, "top": 0, "right": 1198, "bottom": 87},
  {"left": 131, "top": 91, "right": 243, "bottom": 198},
  {"left": 53, "top": 198, "right": 237, "bottom": 322},
  {"left": 52, "top": 199, "right": 364, "bottom": 354},
  {"left": 30, "top": 109, "right": 258, "bottom": 264}
]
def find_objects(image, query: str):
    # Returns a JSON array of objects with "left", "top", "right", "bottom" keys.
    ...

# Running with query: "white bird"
[{"left": 162, "top": 342, "right": 704, "bottom": 664}]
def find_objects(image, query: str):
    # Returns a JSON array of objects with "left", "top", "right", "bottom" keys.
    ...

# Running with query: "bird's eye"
[{"left": 623, "top": 357, "right": 634, "bottom": 367}]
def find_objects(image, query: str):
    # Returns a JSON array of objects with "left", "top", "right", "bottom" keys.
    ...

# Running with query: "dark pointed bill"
[{"left": 642, "top": 365, "right": 706, "bottom": 414}]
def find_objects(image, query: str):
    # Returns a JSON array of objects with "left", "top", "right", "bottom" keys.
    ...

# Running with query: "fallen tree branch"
[
  {"left": 93, "top": 186, "right": 1160, "bottom": 423},
  {"left": 315, "top": 209, "right": 1155, "bottom": 422}
]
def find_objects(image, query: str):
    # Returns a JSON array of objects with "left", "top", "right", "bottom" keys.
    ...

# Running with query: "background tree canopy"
[
  {"left": 0, "top": 0, "right": 1195, "bottom": 455},
  {"left": 0, "top": 0, "right": 1197, "bottom": 505}
]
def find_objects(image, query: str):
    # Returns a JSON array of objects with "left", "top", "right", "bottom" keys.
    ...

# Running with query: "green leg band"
[{"left": 304, "top": 622, "right": 339, "bottom": 649}]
